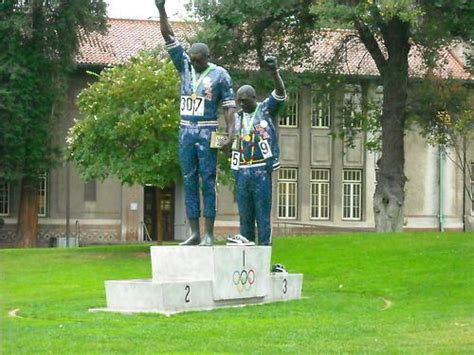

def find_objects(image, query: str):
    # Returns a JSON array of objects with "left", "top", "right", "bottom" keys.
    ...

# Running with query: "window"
[
  {"left": 311, "top": 169, "right": 330, "bottom": 220},
  {"left": 84, "top": 180, "right": 96, "bottom": 202},
  {"left": 311, "top": 90, "right": 331, "bottom": 128},
  {"left": 278, "top": 168, "right": 298, "bottom": 219},
  {"left": 279, "top": 92, "right": 298, "bottom": 127},
  {"left": 0, "top": 180, "right": 9, "bottom": 216},
  {"left": 342, "top": 170, "right": 362, "bottom": 220},
  {"left": 343, "top": 85, "right": 362, "bottom": 129},
  {"left": 38, "top": 174, "right": 47, "bottom": 217}
]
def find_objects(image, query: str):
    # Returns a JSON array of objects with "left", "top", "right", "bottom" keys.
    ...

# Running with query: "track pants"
[
  {"left": 179, "top": 125, "right": 217, "bottom": 219},
  {"left": 235, "top": 166, "right": 272, "bottom": 245}
]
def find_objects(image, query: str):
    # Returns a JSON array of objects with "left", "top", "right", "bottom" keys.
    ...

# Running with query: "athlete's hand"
[
  {"left": 221, "top": 134, "right": 235, "bottom": 154},
  {"left": 264, "top": 55, "right": 278, "bottom": 71},
  {"left": 155, "top": 0, "right": 165, "bottom": 8}
]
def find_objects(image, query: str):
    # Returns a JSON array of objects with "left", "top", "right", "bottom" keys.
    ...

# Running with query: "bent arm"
[
  {"left": 271, "top": 70, "right": 285, "bottom": 98},
  {"left": 264, "top": 56, "right": 286, "bottom": 98},
  {"left": 155, "top": 0, "right": 175, "bottom": 43},
  {"left": 270, "top": 70, "right": 285, "bottom": 136},
  {"left": 263, "top": 56, "right": 286, "bottom": 134}
]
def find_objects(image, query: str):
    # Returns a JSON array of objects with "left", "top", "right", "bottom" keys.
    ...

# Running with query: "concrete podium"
[{"left": 94, "top": 246, "right": 303, "bottom": 315}]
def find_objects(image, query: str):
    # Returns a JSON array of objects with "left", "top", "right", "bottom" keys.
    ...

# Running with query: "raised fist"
[
  {"left": 155, "top": 0, "right": 165, "bottom": 8},
  {"left": 264, "top": 55, "right": 278, "bottom": 71}
]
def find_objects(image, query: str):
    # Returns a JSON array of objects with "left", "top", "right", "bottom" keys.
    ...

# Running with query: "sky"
[{"left": 105, "top": 0, "right": 190, "bottom": 20}]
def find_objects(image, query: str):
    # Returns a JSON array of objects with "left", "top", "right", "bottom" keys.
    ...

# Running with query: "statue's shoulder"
[{"left": 212, "top": 64, "right": 230, "bottom": 76}]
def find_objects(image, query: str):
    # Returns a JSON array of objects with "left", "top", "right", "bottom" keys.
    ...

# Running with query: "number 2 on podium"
[{"left": 185, "top": 285, "right": 191, "bottom": 303}]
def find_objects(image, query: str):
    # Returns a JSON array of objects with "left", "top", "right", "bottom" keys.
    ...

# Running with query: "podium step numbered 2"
[{"left": 92, "top": 246, "right": 303, "bottom": 315}]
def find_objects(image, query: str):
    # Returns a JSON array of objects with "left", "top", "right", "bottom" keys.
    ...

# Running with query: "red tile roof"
[
  {"left": 77, "top": 18, "right": 196, "bottom": 66},
  {"left": 77, "top": 18, "right": 471, "bottom": 80}
]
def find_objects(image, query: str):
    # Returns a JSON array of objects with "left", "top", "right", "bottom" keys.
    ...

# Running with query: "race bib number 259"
[{"left": 180, "top": 96, "right": 205, "bottom": 116}]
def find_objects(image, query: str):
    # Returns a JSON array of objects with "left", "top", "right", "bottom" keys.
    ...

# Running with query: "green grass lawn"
[{"left": 0, "top": 232, "right": 473, "bottom": 353}]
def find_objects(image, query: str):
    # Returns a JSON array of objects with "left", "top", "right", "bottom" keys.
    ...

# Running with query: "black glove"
[{"left": 264, "top": 55, "right": 278, "bottom": 71}]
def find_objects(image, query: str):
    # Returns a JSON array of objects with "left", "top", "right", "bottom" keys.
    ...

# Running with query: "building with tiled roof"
[{"left": 1, "top": 18, "right": 472, "bottom": 248}]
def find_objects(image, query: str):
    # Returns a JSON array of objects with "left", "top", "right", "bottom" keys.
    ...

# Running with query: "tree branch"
[
  {"left": 252, "top": 16, "right": 280, "bottom": 68},
  {"left": 251, "top": 3, "right": 314, "bottom": 69},
  {"left": 353, "top": 17, "right": 387, "bottom": 75}
]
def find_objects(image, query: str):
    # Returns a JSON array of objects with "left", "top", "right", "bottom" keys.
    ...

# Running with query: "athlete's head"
[
  {"left": 237, "top": 85, "right": 257, "bottom": 113},
  {"left": 189, "top": 43, "right": 210, "bottom": 72}
]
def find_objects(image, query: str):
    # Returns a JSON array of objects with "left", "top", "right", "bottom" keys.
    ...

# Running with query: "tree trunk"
[
  {"left": 373, "top": 19, "right": 410, "bottom": 232},
  {"left": 17, "top": 178, "right": 39, "bottom": 248}
]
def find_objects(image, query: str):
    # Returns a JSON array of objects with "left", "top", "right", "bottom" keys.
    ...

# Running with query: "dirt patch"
[
  {"left": 381, "top": 298, "right": 393, "bottom": 310},
  {"left": 8, "top": 309, "right": 23, "bottom": 318}
]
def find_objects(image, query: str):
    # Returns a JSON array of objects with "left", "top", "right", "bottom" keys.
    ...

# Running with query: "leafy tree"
[
  {"left": 67, "top": 51, "right": 182, "bottom": 188},
  {"left": 193, "top": 0, "right": 316, "bottom": 68},
  {"left": 0, "top": 0, "right": 107, "bottom": 247},
  {"left": 193, "top": 0, "right": 473, "bottom": 232}
]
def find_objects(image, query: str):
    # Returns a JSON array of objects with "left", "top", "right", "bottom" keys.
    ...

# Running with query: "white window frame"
[
  {"left": 343, "top": 84, "right": 362, "bottom": 129},
  {"left": 277, "top": 168, "right": 298, "bottom": 219},
  {"left": 311, "top": 90, "right": 331, "bottom": 128},
  {"left": 0, "top": 179, "right": 10, "bottom": 216},
  {"left": 342, "top": 169, "right": 362, "bottom": 221},
  {"left": 38, "top": 174, "right": 48, "bottom": 217},
  {"left": 310, "top": 169, "right": 330, "bottom": 220},
  {"left": 280, "top": 92, "right": 299, "bottom": 127}
]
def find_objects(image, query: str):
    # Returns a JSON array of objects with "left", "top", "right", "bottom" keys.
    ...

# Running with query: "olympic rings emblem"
[{"left": 232, "top": 269, "right": 256, "bottom": 292}]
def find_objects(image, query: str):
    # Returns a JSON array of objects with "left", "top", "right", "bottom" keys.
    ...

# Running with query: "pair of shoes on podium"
[
  {"left": 226, "top": 234, "right": 255, "bottom": 246},
  {"left": 271, "top": 263, "right": 288, "bottom": 273}
]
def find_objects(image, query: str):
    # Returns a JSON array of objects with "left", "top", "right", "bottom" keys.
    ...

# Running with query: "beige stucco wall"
[{"left": 404, "top": 128, "right": 470, "bottom": 230}]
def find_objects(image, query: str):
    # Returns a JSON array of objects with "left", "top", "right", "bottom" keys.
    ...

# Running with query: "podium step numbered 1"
[{"left": 91, "top": 246, "right": 303, "bottom": 316}]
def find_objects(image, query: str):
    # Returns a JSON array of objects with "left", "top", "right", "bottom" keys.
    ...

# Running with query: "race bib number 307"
[{"left": 180, "top": 96, "right": 205, "bottom": 116}]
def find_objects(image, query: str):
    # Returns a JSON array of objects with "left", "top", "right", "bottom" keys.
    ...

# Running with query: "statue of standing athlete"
[
  {"left": 155, "top": 0, "right": 236, "bottom": 246},
  {"left": 232, "top": 56, "right": 286, "bottom": 245}
]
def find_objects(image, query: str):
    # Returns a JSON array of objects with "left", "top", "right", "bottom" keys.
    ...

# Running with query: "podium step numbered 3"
[{"left": 92, "top": 246, "right": 303, "bottom": 315}]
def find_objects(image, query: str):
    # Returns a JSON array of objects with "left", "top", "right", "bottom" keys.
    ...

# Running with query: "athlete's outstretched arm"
[
  {"left": 155, "top": 0, "right": 175, "bottom": 43},
  {"left": 264, "top": 56, "right": 286, "bottom": 133},
  {"left": 264, "top": 56, "right": 285, "bottom": 98}
]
